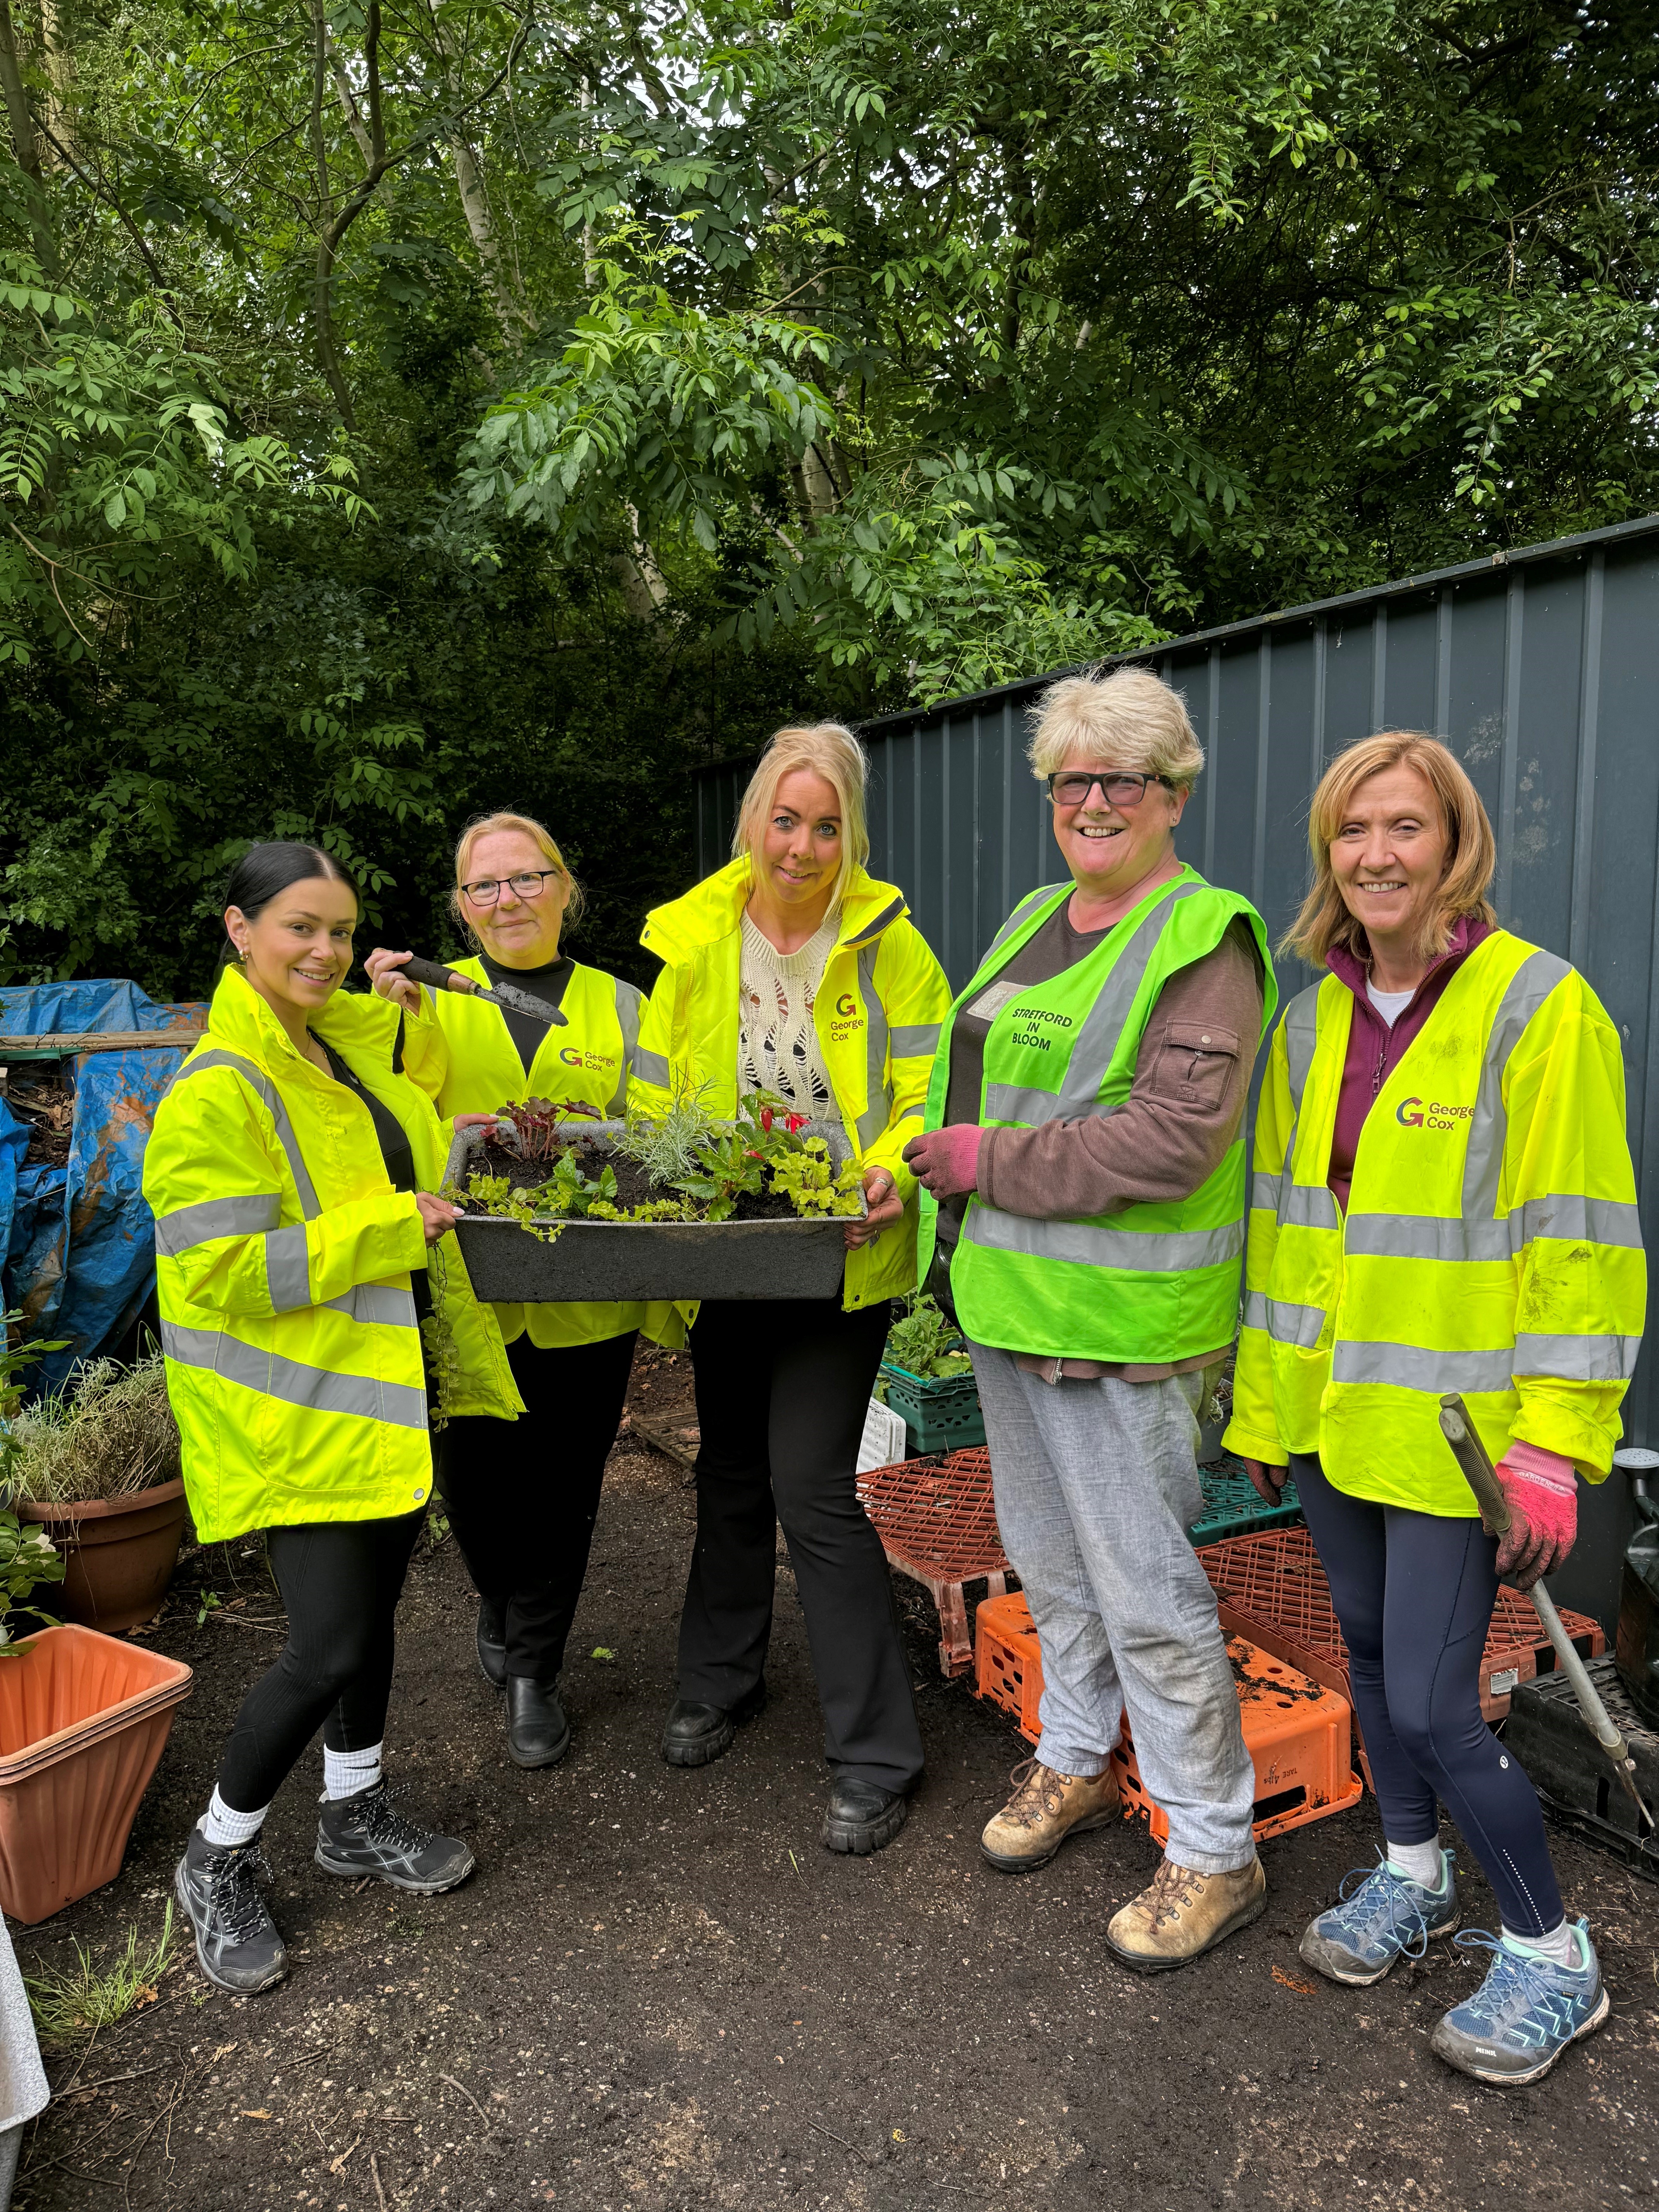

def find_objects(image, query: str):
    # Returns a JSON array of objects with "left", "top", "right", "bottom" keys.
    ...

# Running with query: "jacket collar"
[
  {"left": 641, "top": 857, "right": 910, "bottom": 963},
  {"left": 207, "top": 964, "right": 398, "bottom": 1072},
  {"left": 1327, "top": 911, "right": 1494, "bottom": 1013}
]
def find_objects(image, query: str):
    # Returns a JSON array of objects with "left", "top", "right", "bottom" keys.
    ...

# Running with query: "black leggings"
[
  {"left": 217, "top": 1507, "right": 425, "bottom": 1814},
  {"left": 437, "top": 1330, "right": 637, "bottom": 1680},
  {"left": 678, "top": 1296, "right": 924, "bottom": 1793},
  {"left": 1292, "top": 1453, "right": 1564, "bottom": 1935}
]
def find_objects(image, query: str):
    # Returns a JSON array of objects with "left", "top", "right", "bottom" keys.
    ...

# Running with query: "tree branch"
[{"left": 33, "top": 118, "right": 184, "bottom": 328}]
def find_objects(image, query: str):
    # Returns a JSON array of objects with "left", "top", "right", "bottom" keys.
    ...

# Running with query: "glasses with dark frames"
[
  {"left": 1046, "top": 770, "right": 1176, "bottom": 809},
  {"left": 459, "top": 869, "right": 562, "bottom": 907}
]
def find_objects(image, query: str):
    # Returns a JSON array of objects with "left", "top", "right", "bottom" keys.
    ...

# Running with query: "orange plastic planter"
[{"left": 0, "top": 1624, "right": 192, "bottom": 1923}]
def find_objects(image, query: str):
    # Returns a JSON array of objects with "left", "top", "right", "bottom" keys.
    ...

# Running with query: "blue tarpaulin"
[{"left": 0, "top": 982, "right": 206, "bottom": 1394}]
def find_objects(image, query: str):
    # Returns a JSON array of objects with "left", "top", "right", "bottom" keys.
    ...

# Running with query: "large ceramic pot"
[{"left": 19, "top": 1480, "right": 188, "bottom": 1635}]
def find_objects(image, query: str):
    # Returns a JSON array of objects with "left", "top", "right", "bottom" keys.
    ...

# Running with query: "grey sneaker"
[
  {"left": 174, "top": 1829, "right": 287, "bottom": 1994},
  {"left": 1299, "top": 1850, "right": 1460, "bottom": 1986},
  {"left": 314, "top": 1781, "right": 475, "bottom": 1894},
  {"left": 1431, "top": 1923, "right": 1610, "bottom": 2086}
]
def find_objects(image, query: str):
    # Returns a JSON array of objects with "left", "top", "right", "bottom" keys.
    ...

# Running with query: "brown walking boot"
[
  {"left": 1106, "top": 1853, "right": 1267, "bottom": 1972},
  {"left": 979, "top": 1757, "right": 1121, "bottom": 1874}
]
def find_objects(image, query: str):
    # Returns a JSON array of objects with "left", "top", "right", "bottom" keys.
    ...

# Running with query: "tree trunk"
[
  {"left": 0, "top": 0, "right": 56, "bottom": 271},
  {"left": 37, "top": 0, "right": 74, "bottom": 167},
  {"left": 447, "top": 127, "right": 524, "bottom": 338},
  {"left": 308, "top": 0, "right": 355, "bottom": 428}
]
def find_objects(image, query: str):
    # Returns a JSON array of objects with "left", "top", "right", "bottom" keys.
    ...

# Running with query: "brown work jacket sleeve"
[{"left": 976, "top": 917, "right": 1265, "bottom": 1219}]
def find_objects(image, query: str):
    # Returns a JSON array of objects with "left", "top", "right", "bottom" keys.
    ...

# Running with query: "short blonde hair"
[
  {"left": 452, "top": 811, "right": 586, "bottom": 930},
  {"left": 1283, "top": 732, "right": 1496, "bottom": 966},
  {"left": 1027, "top": 668, "right": 1205, "bottom": 790},
  {"left": 732, "top": 723, "right": 870, "bottom": 900}
]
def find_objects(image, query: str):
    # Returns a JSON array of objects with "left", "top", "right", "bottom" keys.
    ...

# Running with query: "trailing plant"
[
  {"left": 419, "top": 1248, "right": 466, "bottom": 1432},
  {"left": 11, "top": 1354, "right": 181, "bottom": 1504},
  {"left": 883, "top": 1295, "right": 973, "bottom": 1380}
]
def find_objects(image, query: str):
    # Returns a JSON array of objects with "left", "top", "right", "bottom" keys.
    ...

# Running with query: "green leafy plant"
[
  {"left": 25, "top": 1906, "right": 177, "bottom": 2047},
  {"left": 883, "top": 1294, "right": 972, "bottom": 1380}
]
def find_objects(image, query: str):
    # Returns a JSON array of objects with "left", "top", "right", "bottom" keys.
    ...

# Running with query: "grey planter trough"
[{"left": 443, "top": 1121, "right": 859, "bottom": 1302}]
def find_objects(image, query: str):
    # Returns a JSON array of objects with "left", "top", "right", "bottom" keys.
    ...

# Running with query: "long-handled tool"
[
  {"left": 1439, "top": 1392, "right": 1654, "bottom": 1832},
  {"left": 398, "top": 955, "right": 567, "bottom": 1029}
]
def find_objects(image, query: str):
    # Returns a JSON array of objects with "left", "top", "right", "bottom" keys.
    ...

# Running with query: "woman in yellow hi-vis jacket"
[
  {"left": 633, "top": 723, "right": 952, "bottom": 1856},
  {"left": 367, "top": 811, "right": 677, "bottom": 1771},
  {"left": 1227, "top": 733, "right": 1645, "bottom": 2088},
  {"left": 145, "top": 843, "right": 523, "bottom": 2000}
]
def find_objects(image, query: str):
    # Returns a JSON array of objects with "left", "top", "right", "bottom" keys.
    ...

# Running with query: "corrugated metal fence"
[{"left": 694, "top": 513, "right": 1659, "bottom": 1626}]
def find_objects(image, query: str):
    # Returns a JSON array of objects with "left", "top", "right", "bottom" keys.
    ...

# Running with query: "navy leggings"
[{"left": 1290, "top": 1454, "right": 1563, "bottom": 1935}]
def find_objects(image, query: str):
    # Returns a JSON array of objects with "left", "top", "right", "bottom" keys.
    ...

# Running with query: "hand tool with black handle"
[
  {"left": 1438, "top": 1391, "right": 1654, "bottom": 1831},
  {"left": 397, "top": 956, "right": 567, "bottom": 1029}
]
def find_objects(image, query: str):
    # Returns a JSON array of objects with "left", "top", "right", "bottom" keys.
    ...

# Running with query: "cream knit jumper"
[{"left": 737, "top": 905, "right": 839, "bottom": 1115}]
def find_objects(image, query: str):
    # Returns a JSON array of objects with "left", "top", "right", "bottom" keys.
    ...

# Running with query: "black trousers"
[
  {"left": 678, "top": 1297, "right": 924, "bottom": 1793},
  {"left": 437, "top": 1329, "right": 636, "bottom": 1680},
  {"left": 218, "top": 1506, "right": 425, "bottom": 1813}
]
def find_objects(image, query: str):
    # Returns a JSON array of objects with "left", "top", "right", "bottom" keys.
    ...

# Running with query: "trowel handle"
[
  {"left": 1436, "top": 1394, "right": 1511, "bottom": 1533},
  {"left": 400, "top": 957, "right": 477, "bottom": 997}
]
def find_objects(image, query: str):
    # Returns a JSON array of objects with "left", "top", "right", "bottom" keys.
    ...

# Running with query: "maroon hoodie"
[{"left": 1325, "top": 913, "right": 1494, "bottom": 1214}]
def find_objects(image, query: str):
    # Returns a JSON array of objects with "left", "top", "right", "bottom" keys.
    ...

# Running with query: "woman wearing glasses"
[
  {"left": 904, "top": 668, "right": 1278, "bottom": 1971},
  {"left": 367, "top": 813, "right": 674, "bottom": 1771}
]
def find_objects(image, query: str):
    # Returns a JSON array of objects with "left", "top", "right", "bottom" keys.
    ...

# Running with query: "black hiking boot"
[
  {"left": 175, "top": 1829, "right": 287, "bottom": 1994},
  {"left": 477, "top": 1598, "right": 508, "bottom": 1689},
  {"left": 660, "top": 1680, "right": 767, "bottom": 1769},
  {"left": 505, "top": 1676, "right": 570, "bottom": 1769},
  {"left": 314, "top": 1782, "right": 475, "bottom": 1894}
]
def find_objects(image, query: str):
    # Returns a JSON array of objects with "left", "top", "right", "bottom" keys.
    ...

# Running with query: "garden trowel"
[{"left": 399, "top": 955, "right": 567, "bottom": 1028}]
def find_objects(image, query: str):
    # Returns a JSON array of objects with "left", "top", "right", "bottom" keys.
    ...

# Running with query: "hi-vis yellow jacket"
[
  {"left": 397, "top": 954, "right": 679, "bottom": 1351},
  {"left": 1225, "top": 930, "right": 1646, "bottom": 1515},
  {"left": 634, "top": 859, "right": 952, "bottom": 1310},
  {"left": 144, "top": 966, "right": 522, "bottom": 1543}
]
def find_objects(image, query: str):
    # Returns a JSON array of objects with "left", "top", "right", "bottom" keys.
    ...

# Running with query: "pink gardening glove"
[
  {"left": 902, "top": 1124, "right": 984, "bottom": 1200},
  {"left": 1491, "top": 1442, "right": 1578, "bottom": 1591}
]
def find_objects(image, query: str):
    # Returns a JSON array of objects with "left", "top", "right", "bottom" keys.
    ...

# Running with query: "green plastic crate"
[
  {"left": 1188, "top": 1456, "right": 1302, "bottom": 1547},
  {"left": 879, "top": 1358, "right": 986, "bottom": 1455}
]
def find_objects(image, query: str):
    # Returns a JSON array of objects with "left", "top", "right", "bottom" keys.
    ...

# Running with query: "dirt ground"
[{"left": 13, "top": 1346, "right": 1659, "bottom": 2212}]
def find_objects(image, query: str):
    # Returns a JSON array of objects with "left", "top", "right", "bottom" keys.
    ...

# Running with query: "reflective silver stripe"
[
  {"left": 964, "top": 1205, "right": 1243, "bottom": 1273},
  {"left": 613, "top": 981, "right": 643, "bottom": 1115},
  {"left": 1461, "top": 949, "right": 1573, "bottom": 1229},
  {"left": 634, "top": 1046, "right": 671, "bottom": 1089},
  {"left": 153, "top": 1193, "right": 280, "bottom": 1256},
  {"left": 168, "top": 1050, "right": 321, "bottom": 1219},
  {"left": 984, "top": 882, "right": 1209, "bottom": 1129},
  {"left": 891, "top": 1024, "right": 940, "bottom": 1058},
  {"left": 844, "top": 894, "right": 905, "bottom": 947},
  {"left": 1330, "top": 1340, "right": 1520, "bottom": 1393},
  {"left": 1279, "top": 1183, "right": 1341, "bottom": 1231},
  {"left": 323, "top": 1283, "right": 420, "bottom": 1328},
  {"left": 161, "top": 1321, "right": 427, "bottom": 1429},
  {"left": 1344, "top": 1195, "right": 1645, "bottom": 1263},
  {"left": 1510, "top": 1194, "right": 1643, "bottom": 1249},
  {"left": 984, "top": 884, "right": 1067, "bottom": 959},
  {"left": 1242, "top": 1291, "right": 1328, "bottom": 1347},
  {"left": 1515, "top": 1332, "right": 1642, "bottom": 1381},
  {"left": 263, "top": 1224, "right": 313, "bottom": 1313},
  {"left": 1283, "top": 984, "right": 1323, "bottom": 1116},
  {"left": 856, "top": 943, "right": 893, "bottom": 1151}
]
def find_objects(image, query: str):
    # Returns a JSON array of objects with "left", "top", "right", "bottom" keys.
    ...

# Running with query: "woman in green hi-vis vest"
[{"left": 904, "top": 666, "right": 1278, "bottom": 1973}]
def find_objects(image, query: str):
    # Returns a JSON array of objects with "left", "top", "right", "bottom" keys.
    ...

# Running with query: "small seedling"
[
  {"left": 591, "top": 1646, "right": 616, "bottom": 1662},
  {"left": 196, "top": 1588, "right": 222, "bottom": 1625},
  {"left": 25, "top": 1905, "right": 176, "bottom": 2046}
]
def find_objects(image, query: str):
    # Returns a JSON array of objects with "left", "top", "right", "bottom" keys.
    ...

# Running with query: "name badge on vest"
[{"left": 966, "top": 979, "right": 1024, "bottom": 1022}]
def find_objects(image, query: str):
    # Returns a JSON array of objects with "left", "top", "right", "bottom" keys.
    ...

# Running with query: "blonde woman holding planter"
[
  {"left": 367, "top": 812, "right": 676, "bottom": 1771},
  {"left": 634, "top": 723, "right": 952, "bottom": 1855},
  {"left": 146, "top": 842, "right": 523, "bottom": 1997}
]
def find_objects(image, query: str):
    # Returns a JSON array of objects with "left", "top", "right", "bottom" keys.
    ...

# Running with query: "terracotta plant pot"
[
  {"left": 19, "top": 1480, "right": 188, "bottom": 1635},
  {"left": 0, "top": 1623, "right": 192, "bottom": 1923}
]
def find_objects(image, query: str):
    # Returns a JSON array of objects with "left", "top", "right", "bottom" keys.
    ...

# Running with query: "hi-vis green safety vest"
[
  {"left": 1224, "top": 930, "right": 1647, "bottom": 1515},
  {"left": 143, "top": 967, "right": 523, "bottom": 1545},
  {"left": 919, "top": 867, "right": 1276, "bottom": 1363},
  {"left": 398, "top": 955, "right": 680, "bottom": 1351}
]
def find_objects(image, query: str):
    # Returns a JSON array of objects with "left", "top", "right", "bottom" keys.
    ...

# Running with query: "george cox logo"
[
  {"left": 1395, "top": 1096, "right": 1475, "bottom": 1132},
  {"left": 836, "top": 993, "right": 858, "bottom": 1017}
]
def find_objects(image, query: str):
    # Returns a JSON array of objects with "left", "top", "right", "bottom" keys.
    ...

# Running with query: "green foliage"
[
  {"left": 25, "top": 1906, "right": 177, "bottom": 2045},
  {"left": 1, "top": 0, "right": 1656, "bottom": 985},
  {"left": 883, "top": 1293, "right": 972, "bottom": 1380}
]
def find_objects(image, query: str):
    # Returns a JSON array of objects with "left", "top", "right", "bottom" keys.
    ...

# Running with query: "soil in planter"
[
  {"left": 5, "top": 1061, "right": 73, "bottom": 1167},
  {"left": 467, "top": 1132, "right": 804, "bottom": 1222}
]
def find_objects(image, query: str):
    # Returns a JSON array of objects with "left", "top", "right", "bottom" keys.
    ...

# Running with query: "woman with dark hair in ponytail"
[{"left": 143, "top": 843, "right": 524, "bottom": 1996}]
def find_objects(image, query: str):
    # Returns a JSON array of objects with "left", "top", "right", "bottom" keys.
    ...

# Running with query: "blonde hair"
[
  {"left": 1283, "top": 732, "right": 1496, "bottom": 966},
  {"left": 732, "top": 723, "right": 871, "bottom": 901},
  {"left": 452, "top": 811, "right": 586, "bottom": 931},
  {"left": 1026, "top": 667, "right": 1205, "bottom": 790}
]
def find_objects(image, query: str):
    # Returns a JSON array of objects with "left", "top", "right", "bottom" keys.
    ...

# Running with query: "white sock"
[
  {"left": 323, "top": 1741, "right": 383, "bottom": 1802},
  {"left": 1384, "top": 1838, "right": 1446, "bottom": 1891},
  {"left": 199, "top": 1788, "right": 268, "bottom": 1851},
  {"left": 1503, "top": 1918, "right": 1580, "bottom": 1968}
]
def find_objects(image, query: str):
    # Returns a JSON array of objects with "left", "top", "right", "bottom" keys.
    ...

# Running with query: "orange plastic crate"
[
  {"left": 1113, "top": 1638, "right": 1364, "bottom": 1844},
  {"left": 858, "top": 1449, "right": 1012, "bottom": 1677},
  {"left": 974, "top": 1592, "right": 1361, "bottom": 1841}
]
